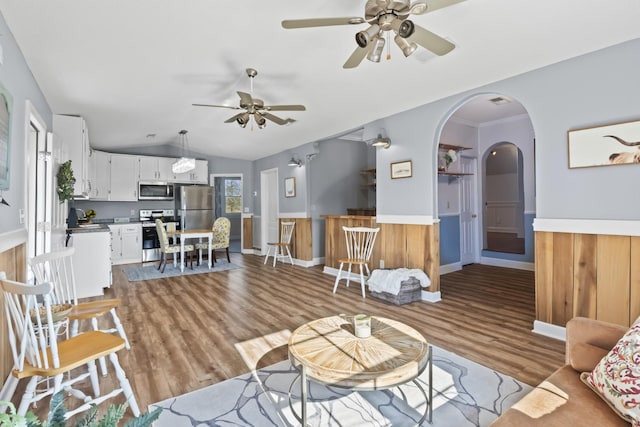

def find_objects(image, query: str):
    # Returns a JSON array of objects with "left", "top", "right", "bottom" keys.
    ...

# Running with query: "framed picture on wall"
[
  {"left": 568, "top": 119, "right": 640, "bottom": 168},
  {"left": 390, "top": 160, "right": 412, "bottom": 179},
  {"left": 0, "top": 81, "right": 13, "bottom": 191},
  {"left": 284, "top": 177, "right": 296, "bottom": 197}
]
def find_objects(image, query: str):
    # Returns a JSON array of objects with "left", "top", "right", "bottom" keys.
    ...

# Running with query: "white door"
[
  {"left": 27, "top": 104, "right": 51, "bottom": 259},
  {"left": 260, "top": 168, "right": 278, "bottom": 255},
  {"left": 459, "top": 156, "right": 478, "bottom": 265}
]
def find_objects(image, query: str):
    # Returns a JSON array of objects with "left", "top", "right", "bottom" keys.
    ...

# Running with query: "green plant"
[
  {"left": 56, "top": 160, "right": 76, "bottom": 203},
  {"left": 1, "top": 391, "right": 161, "bottom": 427}
]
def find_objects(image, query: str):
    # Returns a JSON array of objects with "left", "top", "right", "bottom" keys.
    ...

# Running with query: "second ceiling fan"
[
  {"left": 193, "top": 68, "right": 306, "bottom": 129},
  {"left": 282, "top": 0, "right": 463, "bottom": 69}
]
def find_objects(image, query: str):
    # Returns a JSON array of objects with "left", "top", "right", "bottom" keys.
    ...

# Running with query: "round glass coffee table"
[{"left": 288, "top": 315, "right": 432, "bottom": 426}]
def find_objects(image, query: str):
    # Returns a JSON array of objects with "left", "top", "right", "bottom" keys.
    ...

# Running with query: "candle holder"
[{"left": 353, "top": 314, "right": 371, "bottom": 338}]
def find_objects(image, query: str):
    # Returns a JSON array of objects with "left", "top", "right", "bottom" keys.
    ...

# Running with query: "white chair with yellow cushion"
[
  {"left": 264, "top": 221, "right": 295, "bottom": 267},
  {"left": 0, "top": 275, "right": 140, "bottom": 419},
  {"left": 333, "top": 226, "right": 380, "bottom": 298},
  {"left": 156, "top": 219, "right": 195, "bottom": 272}
]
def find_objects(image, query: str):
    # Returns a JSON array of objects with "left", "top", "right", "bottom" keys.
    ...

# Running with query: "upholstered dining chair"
[
  {"left": 264, "top": 221, "right": 295, "bottom": 267},
  {"left": 156, "top": 218, "right": 194, "bottom": 272},
  {"left": 29, "top": 247, "right": 130, "bottom": 376},
  {"left": 195, "top": 216, "right": 231, "bottom": 263},
  {"left": 333, "top": 226, "right": 380, "bottom": 298},
  {"left": 0, "top": 275, "right": 140, "bottom": 419}
]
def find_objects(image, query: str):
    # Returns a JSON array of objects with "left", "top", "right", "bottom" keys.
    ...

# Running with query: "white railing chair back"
[
  {"left": 333, "top": 226, "right": 380, "bottom": 298},
  {"left": 264, "top": 221, "right": 296, "bottom": 267},
  {"left": 0, "top": 276, "right": 140, "bottom": 419},
  {"left": 29, "top": 247, "right": 130, "bottom": 376}
]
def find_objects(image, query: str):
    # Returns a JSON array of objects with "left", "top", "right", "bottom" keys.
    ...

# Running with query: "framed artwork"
[
  {"left": 390, "top": 160, "right": 412, "bottom": 179},
  {"left": 284, "top": 177, "right": 296, "bottom": 197},
  {"left": 0, "top": 81, "right": 13, "bottom": 190},
  {"left": 568, "top": 119, "right": 640, "bottom": 169}
]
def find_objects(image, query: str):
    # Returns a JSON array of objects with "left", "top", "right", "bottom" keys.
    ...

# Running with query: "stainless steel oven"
[{"left": 139, "top": 209, "right": 178, "bottom": 262}]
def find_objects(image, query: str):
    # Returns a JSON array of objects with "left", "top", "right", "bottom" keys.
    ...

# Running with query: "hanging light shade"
[{"left": 172, "top": 130, "right": 196, "bottom": 173}]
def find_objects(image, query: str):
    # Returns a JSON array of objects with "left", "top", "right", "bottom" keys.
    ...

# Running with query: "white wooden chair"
[
  {"left": 333, "top": 226, "right": 380, "bottom": 298},
  {"left": 29, "top": 247, "right": 130, "bottom": 376},
  {"left": 264, "top": 221, "right": 295, "bottom": 267},
  {"left": 0, "top": 276, "right": 140, "bottom": 419}
]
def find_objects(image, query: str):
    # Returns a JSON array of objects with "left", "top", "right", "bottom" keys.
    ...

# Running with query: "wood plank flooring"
[{"left": 15, "top": 254, "right": 565, "bottom": 422}]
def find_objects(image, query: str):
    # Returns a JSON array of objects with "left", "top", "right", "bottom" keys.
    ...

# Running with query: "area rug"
[
  {"left": 149, "top": 345, "right": 531, "bottom": 426},
  {"left": 124, "top": 260, "right": 240, "bottom": 282}
]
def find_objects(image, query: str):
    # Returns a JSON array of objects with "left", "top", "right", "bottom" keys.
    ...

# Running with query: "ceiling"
[{"left": 1, "top": 1, "right": 639, "bottom": 161}]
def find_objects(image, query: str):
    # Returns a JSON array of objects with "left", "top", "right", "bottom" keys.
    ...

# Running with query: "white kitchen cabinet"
[
  {"left": 139, "top": 156, "right": 176, "bottom": 182},
  {"left": 108, "top": 223, "right": 142, "bottom": 265},
  {"left": 109, "top": 154, "right": 139, "bottom": 201},
  {"left": 70, "top": 230, "right": 112, "bottom": 298},
  {"left": 88, "top": 149, "right": 110, "bottom": 200},
  {"left": 54, "top": 114, "right": 90, "bottom": 198},
  {"left": 174, "top": 159, "right": 208, "bottom": 184}
]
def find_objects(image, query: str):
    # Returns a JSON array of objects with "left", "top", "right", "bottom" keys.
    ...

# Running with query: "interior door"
[
  {"left": 459, "top": 156, "right": 478, "bottom": 265},
  {"left": 260, "top": 168, "right": 278, "bottom": 255}
]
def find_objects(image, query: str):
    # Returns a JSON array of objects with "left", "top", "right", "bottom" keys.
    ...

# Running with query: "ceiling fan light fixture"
[
  {"left": 390, "top": 18, "right": 415, "bottom": 39},
  {"left": 254, "top": 112, "right": 267, "bottom": 129},
  {"left": 237, "top": 112, "right": 250, "bottom": 128},
  {"left": 355, "top": 24, "right": 380, "bottom": 48},
  {"left": 394, "top": 34, "right": 417, "bottom": 57},
  {"left": 367, "top": 36, "right": 386, "bottom": 62}
]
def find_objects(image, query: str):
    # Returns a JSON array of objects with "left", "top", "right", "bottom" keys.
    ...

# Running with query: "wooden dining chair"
[
  {"left": 195, "top": 216, "right": 231, "bottom": 263},
  {"left": 333, "top": 226, "right": 380, "bottom": 298},
  {"left": 0, "top": 276, "right": 140, "bottom": 419},
  {"left": 264, "top": 221, "right": 295, "bottom": 267},
  {"left": 156, "top": 219, "right": 195, "bottom": 272},
  {"left": 29, "top": 247, "right": 130, "bottom": 376}
]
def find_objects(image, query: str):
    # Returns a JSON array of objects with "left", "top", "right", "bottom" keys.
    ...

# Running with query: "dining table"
[{"left": 167, "top": 229, "right": 214, "bottom": 272}]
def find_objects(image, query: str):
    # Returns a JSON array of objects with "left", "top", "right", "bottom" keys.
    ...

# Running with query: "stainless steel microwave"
[{"left": 138, "top": 182, "right": 174, "bottom": 200}]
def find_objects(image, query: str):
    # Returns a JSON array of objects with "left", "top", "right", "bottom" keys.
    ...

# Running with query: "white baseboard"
[
  {"left": 312, "top": 257, "right": 325, "bottom": 266},
  {"left": 480, "top": 256, "right": 534, "bottom": 271},
  {"left": 532, "top": 320, "right": 566, "bottom": 341},
  {"left": 421, "top": 290, "right": 441, "bottom": 303},
  {"left": 440, "top": 262, "right": 462, "bottom": 275}
]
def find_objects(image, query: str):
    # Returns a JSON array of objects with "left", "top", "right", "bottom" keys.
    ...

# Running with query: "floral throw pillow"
[{"left": 581, "top": 317, "right": 640, "bottom": 426}]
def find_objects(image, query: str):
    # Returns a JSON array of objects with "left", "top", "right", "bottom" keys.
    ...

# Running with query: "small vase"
[{"left": 67, "top": 205, "right": 78, "bottom": 228}]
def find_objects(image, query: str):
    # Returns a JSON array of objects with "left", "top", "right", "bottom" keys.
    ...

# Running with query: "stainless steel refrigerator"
[{"left": 175, "top": 185, "right": 214, "bottom": 230}]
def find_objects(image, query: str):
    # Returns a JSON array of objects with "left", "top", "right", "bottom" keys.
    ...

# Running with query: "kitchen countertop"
[{"left": 67, "top": 224, "right": 111, "bottom": 233}]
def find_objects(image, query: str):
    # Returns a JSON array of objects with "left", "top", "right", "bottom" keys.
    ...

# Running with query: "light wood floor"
[{"left": 16, "top": 254, "right": 565, "bottom": 421}]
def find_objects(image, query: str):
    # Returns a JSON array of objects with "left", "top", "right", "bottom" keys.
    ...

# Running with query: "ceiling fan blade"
[
  {"left": 343, "top": 43, "right": 375, "bottom": 69},
  {"left": 408, "top": 25, "right": 455, "bottom": 56},
  {"left": 420, "top": 0, "right": 466, "bottom": 14},
  {"left": 282, "top": 17, "right": 366, "bottom": 29},
  {"left": 192, "top": 103, "right": 240, "bottom": 110},
  {"left": 264, "top": 104, "right": 306, "bottom": 111},
  {"left": 262, "top": 113, "right": 289, "bottom": 125},
  {"left": 237, "top": 91, "right": 254, "bottom": 108},
  {"left": 224, "top": 113, "right": 244, "bottom": 123}
]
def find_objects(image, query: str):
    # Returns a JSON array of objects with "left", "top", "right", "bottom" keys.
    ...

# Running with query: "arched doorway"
[{"left": 437, "top": 93, "right": 535, "bottom": 271}]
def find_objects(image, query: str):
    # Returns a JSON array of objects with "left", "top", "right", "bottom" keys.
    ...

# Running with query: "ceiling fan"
[
  {"left": 193, "top": 68, "right": 306, "bottom": 129},
  {"left": 282, "top": 0, "right": 463, "bottom": 69}
]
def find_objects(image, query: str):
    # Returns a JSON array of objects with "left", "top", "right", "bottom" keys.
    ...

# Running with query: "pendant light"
[{"left": 172, "top": 130, "right": 196, "bottom": 173}]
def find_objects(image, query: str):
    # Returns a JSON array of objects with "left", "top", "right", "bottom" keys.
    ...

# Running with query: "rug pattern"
[
  {"left": 150, "top": 345, "right": 531, "bottom": 426},
  {"left": 124, "top": 260, "right": 240, "bottom": 281}
]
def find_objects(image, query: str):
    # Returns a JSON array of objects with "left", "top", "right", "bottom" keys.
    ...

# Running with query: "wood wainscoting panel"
[
  {"left": 242, "top": 217, "right": 253, "bottom": 250},
  {"left": 632, "top": 237, "right": 640, "bottom": 322},
  {"left": 596, "top": 235, "right": 631, "bottom": 326},
  {"left": 0, "top": 241, "right": 27, "bottom": 394},
  {"left": 534, "top": 231, "right": 554, "bottom": 323},
  {"left": 573, "top": 233, "right": 598, "bottom": 319},
  {"left": 551, "top": 233, "right": 574, "bottom": 325},
  {"left": 292, "top": 218, "right": 312, "bottom": 261}
]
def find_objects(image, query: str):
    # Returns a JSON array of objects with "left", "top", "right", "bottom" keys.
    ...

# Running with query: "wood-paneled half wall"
[
  {"left": 323, "top": 215, "right": 440, "bottom": 293},
  {"left": 242, "top": 216, "right": 313, "bottom": 262},
  {"left": 535, "top": 231, "right": 640, "bottom": 328},
  {"left": 0, "top": 238, "right": 27, "bottom": 392}
]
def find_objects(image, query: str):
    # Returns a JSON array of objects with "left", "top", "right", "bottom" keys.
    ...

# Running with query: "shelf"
[
  {"left": 439, "top": 143, "right": 471, "bottom": 151},
  {"left": 360, "top": 168, "right": 376, "bottom": 175},
  {"left": 360, "top": 168, "right": 376, "bottom": 191},
  {"left": 437, "top": 172, "right": 472, "bottom": 176}
]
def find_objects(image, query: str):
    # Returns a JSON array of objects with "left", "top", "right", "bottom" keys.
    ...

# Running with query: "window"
[{"left": 224, "top": 178, "right": 241, "bottom": 213}]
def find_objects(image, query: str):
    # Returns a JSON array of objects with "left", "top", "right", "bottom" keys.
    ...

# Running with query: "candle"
[{"left": 353, "top": 314, "right": 371, "bottom": 338}]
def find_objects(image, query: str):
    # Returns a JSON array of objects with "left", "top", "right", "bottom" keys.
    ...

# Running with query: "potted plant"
[{"left": 56, "top": 160, "right": 78, "bottom": 228}]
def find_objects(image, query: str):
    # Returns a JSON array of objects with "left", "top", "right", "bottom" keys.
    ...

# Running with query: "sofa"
[{"left": 491, "top": 317, "right": 631, "bottom": 426}]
